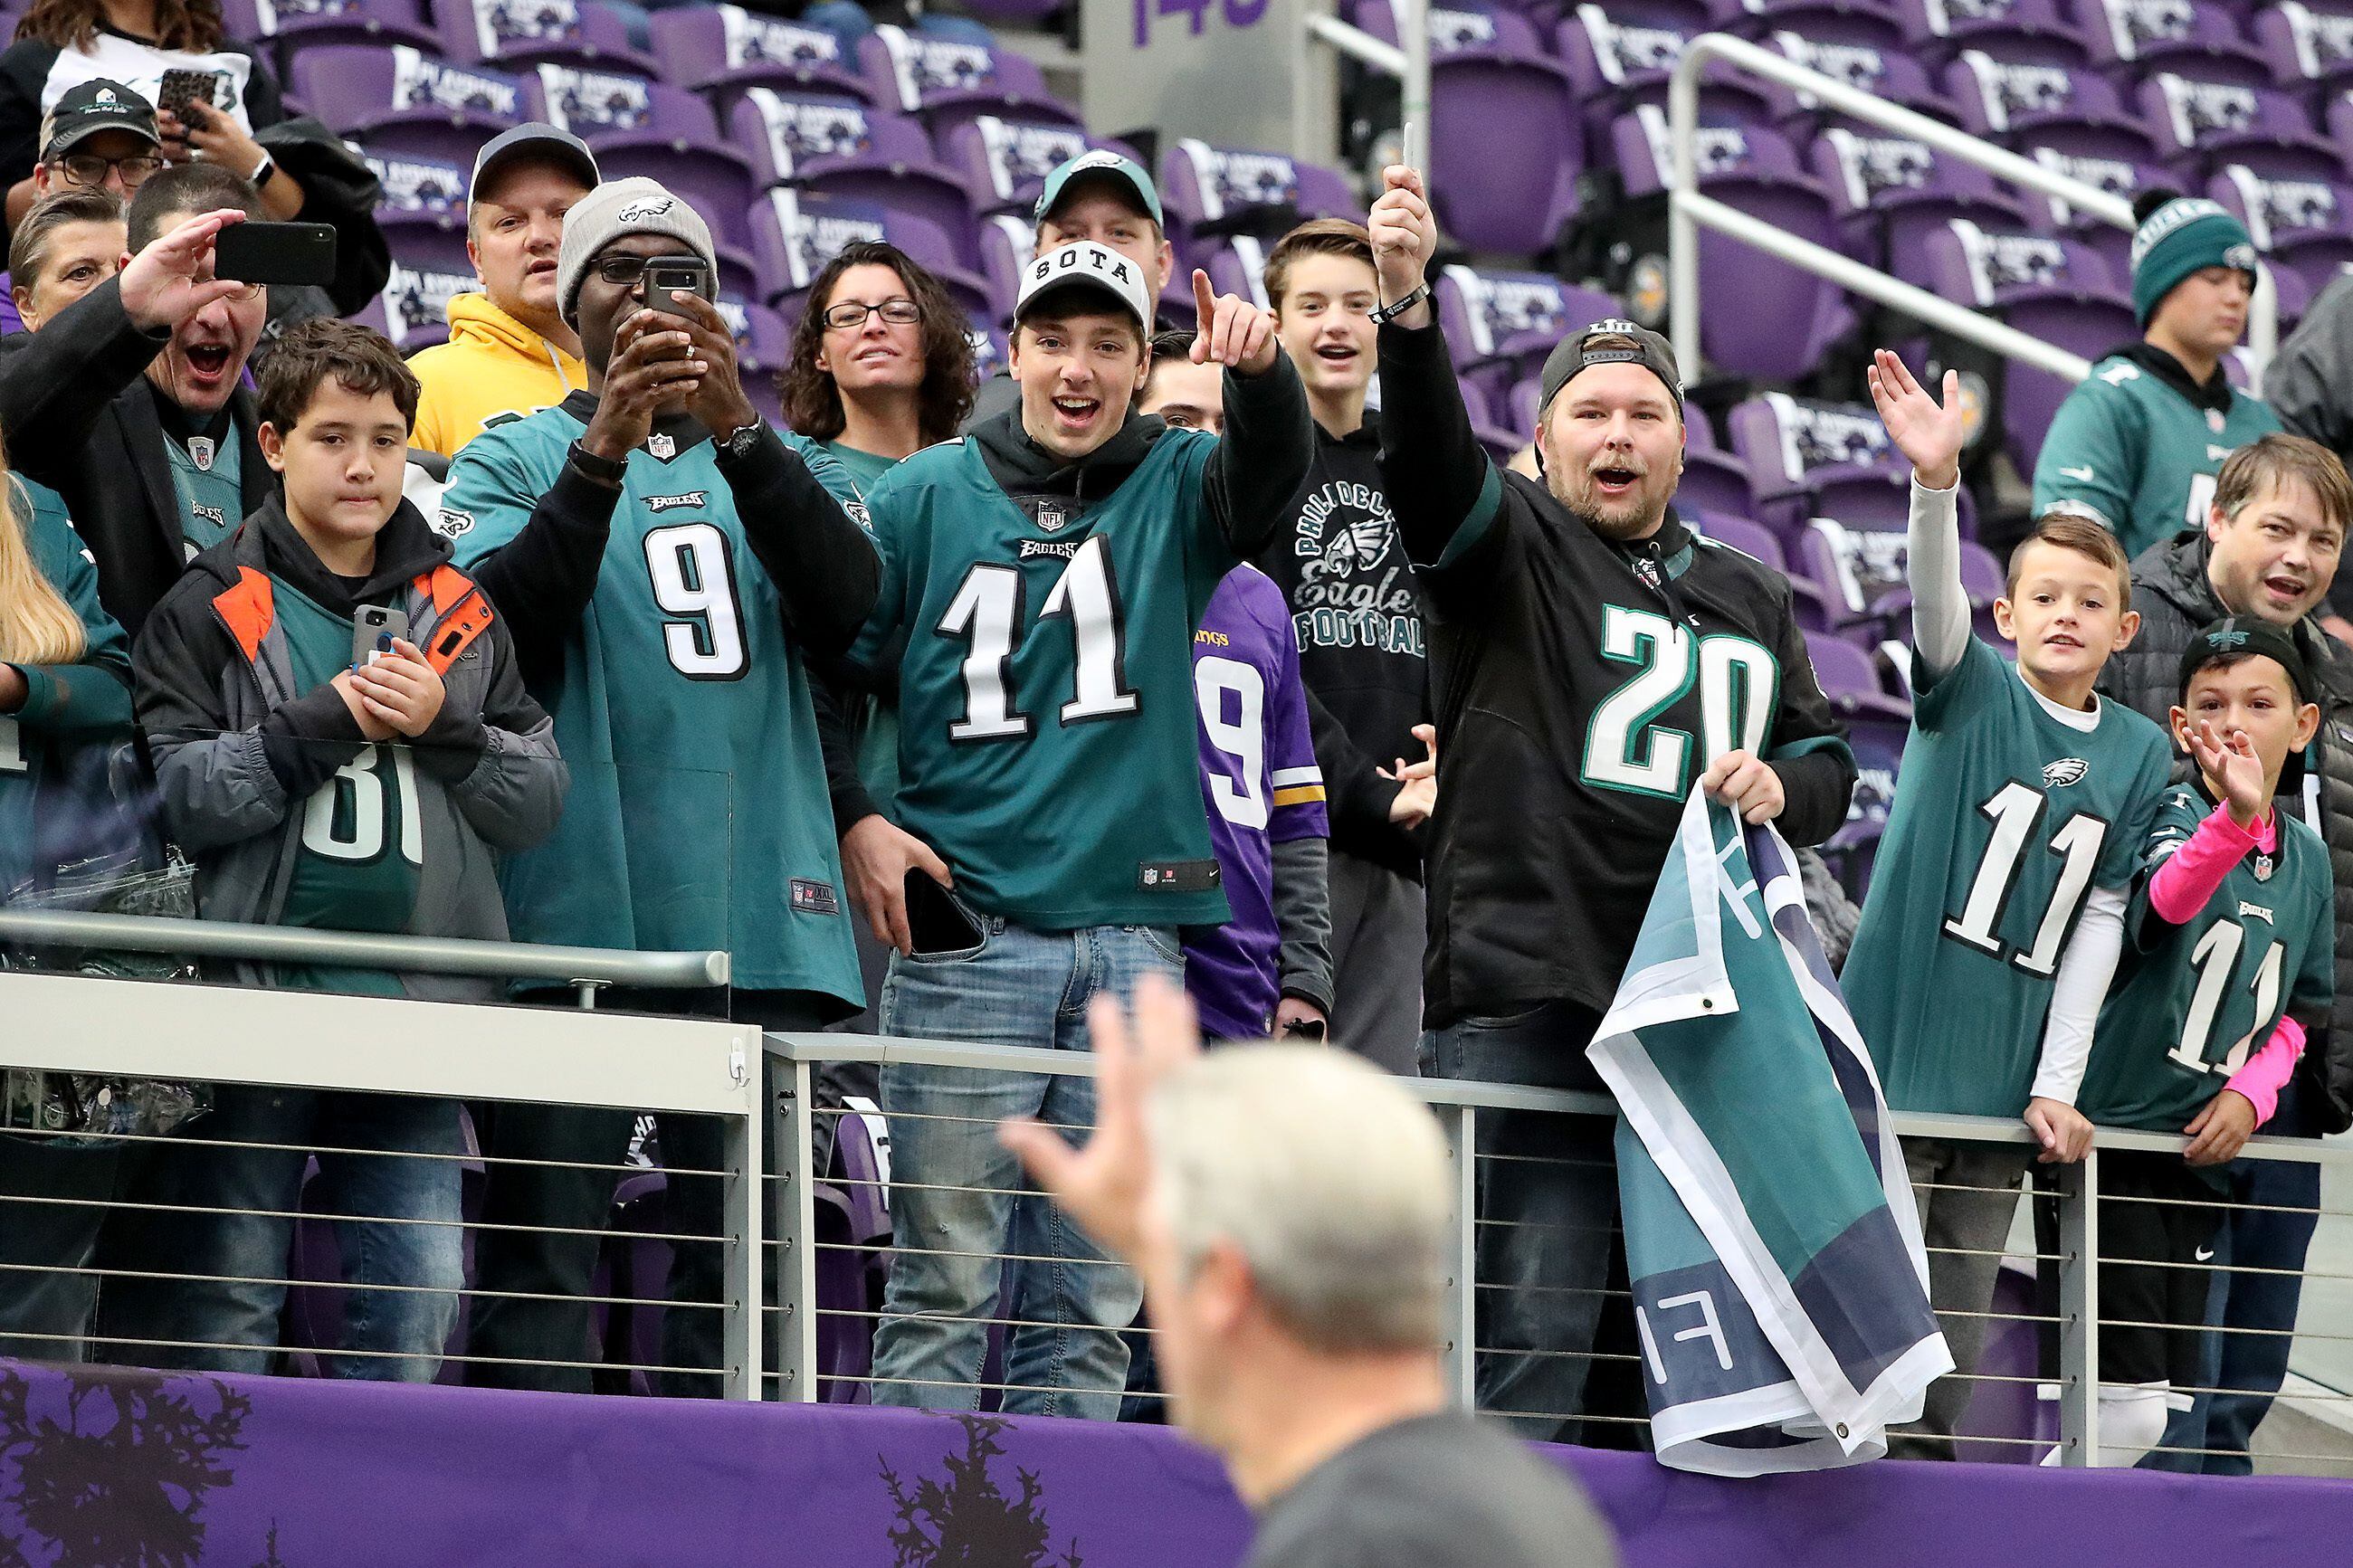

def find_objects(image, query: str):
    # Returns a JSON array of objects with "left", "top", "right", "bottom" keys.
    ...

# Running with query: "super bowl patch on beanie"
[{"left": 2129, "top": 196, "right": 2257, "bottom": 328}]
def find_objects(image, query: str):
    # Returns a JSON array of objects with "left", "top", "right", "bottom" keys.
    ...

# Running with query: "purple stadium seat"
[
  {"left": 364, "top": 150, "right": 470, "bottom": 234},
  {"left": 752, "top": 188, "right": 992, "bottom": 320},
  {"left": 2210, "top": 164, "right": 2353, "bottom": 303},
  {"left": 1421, "top": 50, "right": 1584, "bottom": 254},
  {"left": 1610, "top": 107, "right": 1851, "bottom": 382},
  {"left": 1457, "top": 379, "right": 1527, "bottom": 463},
  {"left": 2082, "top": 0, "right": 2274, "bottom": 89},
  {"left": 1158, "top": 139, "right": 1358, "bottom": 241},
  {"left": 290, "top": 43, "right": 524, "bottom": 166},
  {"left": 1189, "top": 234, "right": 1273, "bottom": 309},
  {"left": 939, "top": 116, "right": 1099, "bottom": 217},
  {"left": 728, "top": 90, "right": 978, "bottom": 263},
  {"left": 437, "top": 0, "right": 659, "bottom": 78},
  {"left": 1917, "top": 218, "right": 2136, "bottom": 469},
  {"left": 1706, "top": 0, "right": 1905, "bottom": 40},
  {"left": 1357, "top": 0, "right": 1555, "bottom": 60},
  {"left": 1811, "top": 125, "right": 2031, "bottom": 265},
  {"left": 1434, "top": 263, "right": 1619, "bottom": 413},
  {"left": 977, "top": 212, "right": 1034, "bottom": 319},
  {"left": 1944, "top": 49, "right": 2162, "bottom": 164},
  {"left": 1558, "top": 3, "right": 1780, "bottom": 151},
  {"left": 1757, "top": 29, "right": 1960, "bottom": 131},
  {"left": 1729, "top": 390, "right": 1904, "bottom": 532},
  {"left": 2012, "top": 144, "right": 2169, "bottom": 277},
  {"left": 648, "top": 4, "right": 873, "bottom": 105},
  {"left": 363, "top": 225, "right": 475, "bottom": 351},
  {"left": 2139, "top": 71, "right": 2348, "bottom": 183},
  {"left": 856, "top": 24, "right": 1082, "bottom": 140},
  {"left": 1892, "top": 0, "right": 2091, "bottom": 70},
  {"left": 2256, "top": 2, "right": 2353, "bottom": 100},
  {"left": 223, "top": 0, "right": 437, "bottom": 68},
  {"left": 1805, "top": 628, "right": 1919, "bottom": 718},
  {"left": 1693, "top": 510, "right": 1842, "bottom": 632}
]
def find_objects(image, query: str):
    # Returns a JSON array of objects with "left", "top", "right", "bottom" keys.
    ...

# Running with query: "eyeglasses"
[
  {"left": 51, "top": 152, "right": 164, "bottom": 189},
  {"left": 589, "top": 252, "right": 708, "bottom": 287},
  {"left": 822, "top": 298, "right": 921, "bottom": 331}
]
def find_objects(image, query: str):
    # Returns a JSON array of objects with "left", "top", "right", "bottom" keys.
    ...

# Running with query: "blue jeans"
[
  {"left": 137, "top": 1087, "right": 464, "bottom": 1383},
  {"left": 1424, "top": 1000, "right": 1618, "bottom": 1443},
  {"left": 867, "top": 917, "right": 1173, "bottom": 1421},
  {"left": 2147, "top": 1082, "right": 2322, "bottom": 1474}
]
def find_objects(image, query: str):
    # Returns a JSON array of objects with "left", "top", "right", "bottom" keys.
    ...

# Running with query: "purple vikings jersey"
[{"left": 1185, "top": 565, "right": 1329, "bottom": 1040}]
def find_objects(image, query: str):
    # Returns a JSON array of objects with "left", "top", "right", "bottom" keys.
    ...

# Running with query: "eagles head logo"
[
  {"left": 2043, "top": 757, "right": 2090, "bottom": 788},
  {"left": 615, "top": 195, "right": 674, "bottom": 223},
  {"left": 1321, "top": 514, "right": 1391, "bottom": 569}
]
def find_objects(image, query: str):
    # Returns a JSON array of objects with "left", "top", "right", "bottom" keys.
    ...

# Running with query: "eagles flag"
[{"left": 1588, "top": 790, "right": 1950, "bottom": 1476}]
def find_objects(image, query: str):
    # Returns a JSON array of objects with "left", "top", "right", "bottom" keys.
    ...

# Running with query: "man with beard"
[
  {"left": 0, "top": 160, "right": 267, "bottom": 634},
  {"left": 1366, "top": 165, "right": 1855, "bottom": 1439}
]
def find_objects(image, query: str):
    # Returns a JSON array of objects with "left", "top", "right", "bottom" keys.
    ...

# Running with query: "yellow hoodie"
[{"left": 409, "top": 293, "right": 586, "bottom": 459}]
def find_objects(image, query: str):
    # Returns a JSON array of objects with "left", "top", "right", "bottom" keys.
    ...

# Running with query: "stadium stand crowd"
[{"left": 2, "top": 0, "right": 2353, "bottom": 1485}]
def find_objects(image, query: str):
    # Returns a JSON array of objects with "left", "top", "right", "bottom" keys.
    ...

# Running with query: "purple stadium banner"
[{"left": 2, "top": 1358, "right": 2349, "bottom": 1565}]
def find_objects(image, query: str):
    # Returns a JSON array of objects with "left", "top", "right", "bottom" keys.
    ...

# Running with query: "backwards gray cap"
[
  {"left": 554, "top": 176, "right": 717, "bottom": 325},
  {"left": 1538, "top": 318, "right": 1684, "bottom": 414}
]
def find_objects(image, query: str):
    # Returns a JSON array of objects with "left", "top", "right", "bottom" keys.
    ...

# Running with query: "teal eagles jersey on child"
[
  {"left": 2031, "top": 353, "right": 2281, "bottom": 560},
  {"left": 851, "top": 432, "right": 1237, "bottom": 929},
  {"left": 2079, "top": 784, "right": 2335, "bottom": 1135},
  {"left": 1848, "top": 637, "right": 2174, "bottom": 1117},
  {"left": 441, "top": 411, "right": 863, "bottom": 1005}
]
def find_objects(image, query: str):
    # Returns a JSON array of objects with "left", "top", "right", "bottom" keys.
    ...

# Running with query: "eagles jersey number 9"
[{"left": 1582, "top": 605, "right": 1778, "bottom": 799}]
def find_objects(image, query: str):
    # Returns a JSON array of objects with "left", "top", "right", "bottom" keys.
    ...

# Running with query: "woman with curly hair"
[{"left": 779, "top": 240, "right": 976, "bottom": 492}]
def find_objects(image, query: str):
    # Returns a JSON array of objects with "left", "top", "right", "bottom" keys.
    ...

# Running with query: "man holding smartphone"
[
  {"left": 439, "top": 177, "right": 879, "bottom": 1398},
  {"left": 0, "top": 161, "right": 267, "bottom": 633}
]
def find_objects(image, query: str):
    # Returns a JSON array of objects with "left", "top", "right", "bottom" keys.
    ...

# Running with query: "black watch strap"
[
  {"left": 567, "top": 441, "right": 628, "bottom": 487},
  {"left": 719, "top": 421, "right": 767, "bottom": 461}
]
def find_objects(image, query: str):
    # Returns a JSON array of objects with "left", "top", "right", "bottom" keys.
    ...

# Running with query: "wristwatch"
[
  {"left": 567, "top": 440, "right": 628, "bottom": 487},
  {"left": 247, "top": 150, "right": 276, "bottom": 188},
  {"left": 719, "top": 421, "right": 767, "bottom": 462}
]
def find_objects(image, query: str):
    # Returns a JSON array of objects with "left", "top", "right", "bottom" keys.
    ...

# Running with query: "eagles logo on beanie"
[
  {"left": 2129, "top": 194, "right": 2258, "bottom": 328},
  {"left": 554, "top": 176, "right": 719, "bottom": 326}
]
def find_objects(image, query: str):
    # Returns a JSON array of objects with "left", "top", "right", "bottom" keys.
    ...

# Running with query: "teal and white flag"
[{"left": 1590, "top": 789, "right": 1951, "bottom": 1476}]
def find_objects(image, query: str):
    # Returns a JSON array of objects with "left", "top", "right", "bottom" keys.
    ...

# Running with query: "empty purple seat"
[
  {"left": 1945, "top": 49, "right": 2162, "bottom": 164},
  {"left": 2013, "top": 143, "right": 2168, "bottom": 275},
  {"left": 1918, "top": 218, "right": 2135, "bottom": 468},
  {"left": 1698, "top": 509, "right": 1844, "bottom": 626},
  {"left": 728, "top": 90, "right": 977, "bottom": 263},
  {"left": 2255, "top": 2, "right": 2353, "bottom": 97},
  {"left": 1434, "top": 263, "right": 1618, "bottom": 412},
  {"left": 1812, "top": 125, "right": 2031, "bottom": 264},
  {"left": 1759, "top": 28, "right": 1961, "bottom": 128},
  {"left": 364, "top": 150, "right": 469, "bottom": 226},
  {"left": 1159, "top": 139, "right": 1358, "bottom": 242},
  {"left": 753, "top": 187, "right": 992, "bottom": 321},
  {"left": 2139, "top": 71, "right": 2348, "bottom": 181},
  {"left": 2082, "top": 0, "right": 2274, "bottom": 89},
  {"left": 224, "top": 0, "right": 437, "bottom": 66},
  {"left": 857, "top": 24, "right": 1081, "bottom": 140},
  {"left": 1729, "top": 390, "right": 1906, "bottom": 532},
  {"left": 1190, "top": 234, "right": 1273, "bottom": 309},
  {"left": 365, "top": 231, "right": 475, "bottom": 352},
  {"left": 648, "top": 4, "right": 873, "bottom": 105},
  {"left": 290, "top": 43, "right": 525, "bottom": 166},
  {"left": 1422, "top": 52, "right": 1585, "bottom": 255},
  {"left": 1558, "top": 4, "right": 1780, "bottom": 149},
  {"left": 1805, "top": 627, "right": 1916, "bottom": 717},
  {"left": 438, "top": 0, "right": 659, "bottom": 78},
  {"left": 1358, "top": 0, "right": 1555, "bottom": 59},
  {"left": 940, "top": 116, "right": 1107, "bottom": 217},
  {"left": 976, "top": 211, "right": 1034, "bottom": 318},
  {"left": 1457, "top": 379, "right": 1527, "bottom": 464},
  {"left": 2211, "top": 164, "right": 2353, "bottom": 302},
  {"left": 1893, "top": 0, "right": 2091, "bottom": 69},
  {"left": 1710, "top": 0, "right": 1909, "bottom": 43}
]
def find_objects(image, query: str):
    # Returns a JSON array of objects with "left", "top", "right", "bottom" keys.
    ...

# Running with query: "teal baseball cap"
[{"left": 1034, "top": 149, "right": 1163, "bottom": 229}]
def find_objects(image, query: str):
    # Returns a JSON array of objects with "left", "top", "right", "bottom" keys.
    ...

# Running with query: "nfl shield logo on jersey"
[
  {"left": 2208, "top": 409, "right": 2227, "bottom": 433},
  {"left": 1035, "top": 500, "right": 1067, "bottom": 533},
  {"left": 188, "top": 436, "right": 215, "bottom": 472},
  {"left": 2255, "top": 853, "right": 2275, "bottom": 881},
  {"left": 647, "top": 432, "right": 676, "bottom": 461}
]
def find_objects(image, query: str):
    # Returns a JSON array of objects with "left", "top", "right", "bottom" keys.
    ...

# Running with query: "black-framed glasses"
[
  {"left": 822, "top": 298, "right": 921, "bottom": 331},
  {"left": 591, "top": 252, "right": 706, "bottom": 287},
  {"left": 52, "top": 152, "right": 164, "bottom": 189}
]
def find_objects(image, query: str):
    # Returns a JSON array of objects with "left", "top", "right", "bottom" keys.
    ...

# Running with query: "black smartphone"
[
  {"left": 904, "top": 871, "right": 981, "bottom": 955},
  {"left": 157, "top": 68, "right": 220, "bottom": 122},
  {"left": 352, "top": 605, "right": 408, "bottom": 667},
  {"left": 643, "top": 255, "right": 712, "bottom": 315},
  {"left": 214, "top": 222, "right": 337, "bottom": 288}
]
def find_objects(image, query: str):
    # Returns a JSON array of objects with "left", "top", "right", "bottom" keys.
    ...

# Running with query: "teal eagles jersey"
[
  {"left": 1849, "top": 637, "right": 2174, "bottom": 1117},
  {"left": 852, "top": 432, "right": 1237, "bottom": 928},
  {"left": 441, "top": 412, "right": 862, "bottom": 1004},
  {"left": 2031, "top": 354, "right": 2281, "bottom": 560},
  {"left": 166, "top": 428, "right": 243, "bottom": 556},
  {"left": 2080, "top": 785, "right": 2335, "bottom": 1134}
]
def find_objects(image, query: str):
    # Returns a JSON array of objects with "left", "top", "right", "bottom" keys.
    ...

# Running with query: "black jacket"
[
  {"left": 0, "top": 274, "right": 271, "bottom": 639},
  {"left": 2098, "top": 528, "right": 2353, "bottom": 1132},
  {"left": 1377, "top": 316, "right": 1855, "bottom": 1027},
  {"left": 1258, "top": 411, "right": 1427, "bottom": 879}
]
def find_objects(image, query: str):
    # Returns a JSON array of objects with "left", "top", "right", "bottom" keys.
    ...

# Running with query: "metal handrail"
[
  {"left": 1298, "top": 0, "right": 1429, "bottom": 174},
  {"left": 0, "top": 907, "right": 729, "bottom": 992},
  {"left": 1667, "top": 31, "right": 2281, "bottom": 392}
]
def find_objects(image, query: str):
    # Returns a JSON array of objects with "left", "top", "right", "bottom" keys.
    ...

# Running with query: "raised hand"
[
  {"left": 1189, "top": 269, "right": 1279, "bottom": 375},
  {"left": 2188, "top": 719, "right": 2269, "bottom": 828},
  {"left": 581, "top": 309, "right": 700, "bottom": 462},
  {"left": 117, "top": 207, "right": 252, "bottom": 331},
  {"left": 1863, "top": 347, "right": 1965, "bottom": 492},
  {"left": 1367, "top": 164, "right": 1437, "bottom": 314}
]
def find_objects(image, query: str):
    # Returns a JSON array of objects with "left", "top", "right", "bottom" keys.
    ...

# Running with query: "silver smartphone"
[{"left": 353, "top": 604, "right": 409, "bottom": 667}]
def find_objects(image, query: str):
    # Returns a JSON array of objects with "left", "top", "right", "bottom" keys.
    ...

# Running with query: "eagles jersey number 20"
[{"left": 1581, "top": 604, "right": 1778, "bottom": 799}]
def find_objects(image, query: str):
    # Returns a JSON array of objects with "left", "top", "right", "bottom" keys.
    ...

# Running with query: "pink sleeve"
[
  {"left": 2224, "top": 1015, "right": 2306, "bottom": 1127},
  {"left": 2148, "top": 806, "right": 2264, "bottom": 925}
]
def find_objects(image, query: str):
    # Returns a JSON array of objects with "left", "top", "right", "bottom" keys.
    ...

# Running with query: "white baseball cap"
[{"left": 1014, "top": 239, "right": 1155, "bottom": 334}]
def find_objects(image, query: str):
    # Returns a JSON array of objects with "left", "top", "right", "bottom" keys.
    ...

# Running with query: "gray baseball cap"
[
  {"left": 1538, "top": 318, "right": 1684, "bottom": 413},
  {"left": 469, "top": 123, "right": 600, "bottom": 207}
]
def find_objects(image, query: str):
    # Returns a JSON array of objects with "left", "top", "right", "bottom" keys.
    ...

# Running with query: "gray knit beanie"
[{"left": 555, "top": 176, "right": 718, "bottom": 326}]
